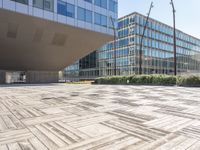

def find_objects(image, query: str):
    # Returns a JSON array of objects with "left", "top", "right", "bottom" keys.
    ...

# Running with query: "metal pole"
[
  {"left": 170, "top": 0, "right": 177, "bottom": 76},
  {"left": 139, "top": 2, "right": 154, "bottom": 75},
  {"left": 110, "top": 17, "right": 117, "bottom": 76}
]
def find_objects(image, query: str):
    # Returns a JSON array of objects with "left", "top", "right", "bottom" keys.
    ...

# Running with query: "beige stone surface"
[{"left": 0, "top": 84, "right": 200, "bottom": 149}]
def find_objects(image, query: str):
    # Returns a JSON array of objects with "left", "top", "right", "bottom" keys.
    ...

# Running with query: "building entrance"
[{"left": 5, "top": 72, "right": 26, "bottom": 84}]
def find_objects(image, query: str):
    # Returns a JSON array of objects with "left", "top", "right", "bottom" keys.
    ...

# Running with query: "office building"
[
  {"left": 64, "top": 51, "right": 98, "bottom": 80},
  {"left": 65, "top": 12, "right": 200, "bottom": 79},
  {"left": 0, "top": 0, "right": 118, "bottom": 83}
]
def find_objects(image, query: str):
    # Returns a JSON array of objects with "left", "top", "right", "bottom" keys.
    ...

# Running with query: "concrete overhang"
[{"left": 0, "top": 9, "right": 112, "bottom": 71}]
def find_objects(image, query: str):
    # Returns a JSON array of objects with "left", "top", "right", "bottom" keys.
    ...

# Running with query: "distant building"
[
  {"left": 65, "top": 12, "right": 200, "bottom": 80},
  {"left": 0, "top": 0, "right": 118, "bottom": 83},
  {"left": 64, "top": 51, "right": 98, "bottom": 81}
]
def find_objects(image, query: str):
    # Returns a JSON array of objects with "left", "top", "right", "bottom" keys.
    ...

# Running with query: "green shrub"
[
  {"left": 163, "top": 75, "right": 177, "bottom": 85},
  {"left": 131, "top": 75, "right": 153, "bottom": 85},
  {"left": 94, "top": 74, "right": 200, "bottom": 87},
  {"left": 95, "top": 76, "right": 128, "bottom": 84},
  {"left": 151, "top": 74, "right": 176, "bottom": 85},
  {"left": 177, "top": 76, "right": 200, "bottom": 87}
]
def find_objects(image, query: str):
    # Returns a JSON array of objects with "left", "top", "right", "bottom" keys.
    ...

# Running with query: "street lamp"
[
  {"left": 110, "top": 16, "right": 117, "bottom": 76},
  {"left": 139, "top": 2, "right": 154, "bottom": 75},
  {"left": 170, "top": 0, "right": 177, "bottom": 76}
]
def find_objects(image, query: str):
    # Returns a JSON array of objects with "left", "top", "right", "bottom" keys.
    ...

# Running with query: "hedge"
[
  {"left": 94, "top": 74, "right": 200, "bottom": 87},
  {"left": 176, "top": 76, "right": 200, "bottom": 87}
]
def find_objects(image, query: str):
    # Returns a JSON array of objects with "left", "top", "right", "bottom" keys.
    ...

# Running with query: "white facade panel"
[
  {"left": 77, "top": 0, "right": 84, "bottom": 7},
  {"left": 85, "top": 2, "right": 92, "bottom": 10},
  {"left": 54, "top": 13, "right": 58, "bottom": 22},
  {"left": 28, "top": 0, "right": 32, "bottom": 6},
  {"left": 3, "top": 0, "right": 15, "bottom": 11},
  {"left": 44, "top": 11, "right": 54, "bottom": 21},
  {"left": 101, "top": 8, "right": 107, "bottom": 15},
  {"left": 16, "top": 3, "right": 28, "bottom": 14},
  {"left": 77, "top": 20, "right": 85, "bottom": 28},
  {"left": 28, "top": 6, "right": 33, "bottom": 15},
  {"left": 94, "top": 25, "right": 101, "bottom": 33},
  {"left": 58, "top": 15, "right": 67, "bottom": 24},
  {"left": 67, "top": 17, "right": 75, "bottom": 26},
  {"left": 108, "top": 28, "right": 114, "bottom": 35},
  {"left": 67, "top": 0, "right": 75, "bottom": 5},
  {"left": 94, "top": 5, "right": 102, "bottom": 14},
  {"left": 85, "top": 22, "right": 92, "bottom": 30},
  {"left": 102, "top": 27, "right": 108, "bottom": 35},
  {"left": 33, "top": 7, "right": 43, "bottom": 18},
  {"left": 0, "top": 0, "right": 2, "bottom": 8}
]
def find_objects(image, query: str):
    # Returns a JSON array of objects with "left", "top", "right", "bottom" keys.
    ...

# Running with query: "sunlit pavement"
[{"left": 0, "top": 84, "right": 200, "bottom": 150}]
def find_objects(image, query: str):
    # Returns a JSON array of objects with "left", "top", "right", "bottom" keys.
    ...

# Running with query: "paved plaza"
[{"left": 0, "top": 84, "right": 200, "bottom": 150}]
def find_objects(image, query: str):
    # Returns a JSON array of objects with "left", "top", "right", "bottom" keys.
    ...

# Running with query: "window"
[
  {"left": 85, "top": 9, "right": 93, "bottom": 23},
  {"left": 57, "top": 0, "right": 75, "bottom": 18},
  {"left": 95, "top": 13, "right": 101, "bottom": 25},
  {"left": 57, "top": 0, "right": 66, "bottom": 15},
  {"left": 95, "top": 13, "right": 107, "bottom": 27},
  {"left": 94, "top": 0, "right": 107, "bottom": 9},
  {"left": 11, "top": 0, "right": 28, "bottom": 5},
  {"left": 33, "top": 0, "right": 43, "bottom": 9},
  {"left": 78, "top": 7, "right": 92, "bottom": 23},
  {"left": 84, "top": 0, "right": 92, "bottom": 3},
  {"left": 101, "top": 0, "right": 107, "bottom": 8},
  {"left": 44, "top": 0, "right": 54, "bottom": 11},
  {"left": 94, "top": 0, "right": 101, "bottom": 6},
  {"left": 66, "top": 3, "right": 75, "bottom": 18},
  {"left": 78, "top": 7, "right": 85, "bottom": 21},
  {"left": 33, "top": 0, "right": 54, "bottom": 12},
  {"left": 101, "top": 15, "right": 107, "bottom": 27},
  {"left": 109, "top": 0, "right": 117, "bottom": 12},
  {"left": 44, "top": 1, "right": 50, "bottom": 9}
]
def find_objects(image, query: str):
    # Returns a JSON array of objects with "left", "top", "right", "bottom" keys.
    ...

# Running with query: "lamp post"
[
  {"left": 139, "top": 2, "right": 154, "bottom": 75},
  {"left": 170, "top": 0, "right": 177, "bottom": 76},
  {"left": 110, "top": 16, "right": 117, "bottom": 76}
]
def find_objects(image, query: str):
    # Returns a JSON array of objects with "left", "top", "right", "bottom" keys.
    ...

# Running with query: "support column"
[
  {"left": 0, "top": 70, "right": 6, "bottom": 84},
  {"left": 26, "top": 71, "right": 59, "bottom": 84}
]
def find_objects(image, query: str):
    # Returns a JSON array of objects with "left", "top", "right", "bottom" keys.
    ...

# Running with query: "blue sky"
[{"left": 118, "top": 0, "right": 200, "bottom": 39}]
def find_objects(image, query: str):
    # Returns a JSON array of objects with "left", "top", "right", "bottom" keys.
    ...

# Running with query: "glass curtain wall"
[
  {"left": 98, "top": 13, "right": 200, "bottom": 76},
  {"left": 11, "top": 0, "right": 28, "bottom": 5},
  {"left": 57, "top": 0, "right": 75, "bottom": 18},
  {"left": 33, "top": 0, "right": 54, "bottom": 12}
]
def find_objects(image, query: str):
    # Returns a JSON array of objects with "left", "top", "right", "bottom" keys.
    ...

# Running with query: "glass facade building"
[
  {"left": 65, "top": 51, "right": 98, "bottom": 80},
  {"left": 65, "top": 12, "right": 200, "bottom": 79},
  {"left": 99, "top": 12, "right": 200, "bottom": 76}
]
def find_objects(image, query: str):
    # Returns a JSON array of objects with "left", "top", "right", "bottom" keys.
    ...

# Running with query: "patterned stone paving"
[{"left": 0, "top": 84, "right": 200, "bottom": 150}]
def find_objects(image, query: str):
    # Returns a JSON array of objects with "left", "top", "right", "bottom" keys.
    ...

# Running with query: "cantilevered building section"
[
  {"left": 65, "top": 12, "right": 200, "bottom": 80},
  {"left": 0, "top": 0, "right": 118, "bottom": 83}
]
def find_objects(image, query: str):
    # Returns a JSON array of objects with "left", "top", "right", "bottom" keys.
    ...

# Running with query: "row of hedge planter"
[{"left": 94, "top": 75, "right": 200, "bottom": 87}]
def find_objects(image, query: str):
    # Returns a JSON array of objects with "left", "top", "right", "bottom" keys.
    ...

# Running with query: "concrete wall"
[
  {"left": 26, "top": 71, "right": 59, "bottom": 84},
  {"left": 0, "top": 71, "right": 6, "bottom": 84}
]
